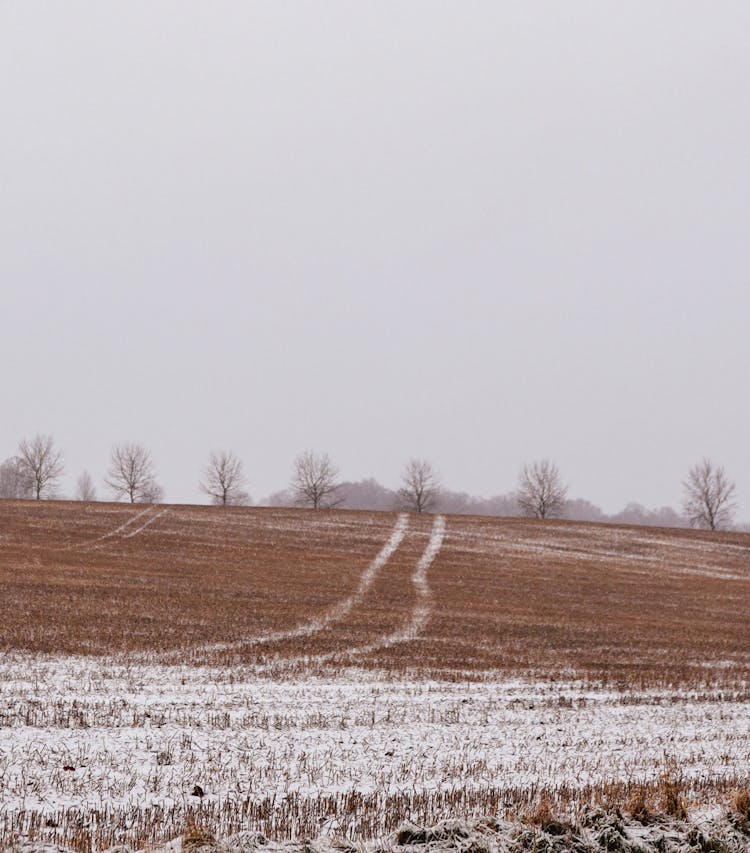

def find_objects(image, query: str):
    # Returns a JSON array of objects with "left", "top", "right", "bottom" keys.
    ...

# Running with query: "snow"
[{"left": 1, "top": 654, "right": 748, "bottom": 821}]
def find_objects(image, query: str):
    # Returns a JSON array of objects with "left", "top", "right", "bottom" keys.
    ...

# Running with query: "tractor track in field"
[
  {"left": 62, "top": 506, "right": 167, "bottom": 550},
  {"left": 156, "top": 513, "right": 411, "bottom": 663},
  {"left": 260, "top": 514, "right": 447, "bottom": 671}
]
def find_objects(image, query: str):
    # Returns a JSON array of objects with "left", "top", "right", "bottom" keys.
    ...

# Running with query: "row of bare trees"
[
  {"left": 0, "top": 436, "right": 250, "bottom": 506},
  {"left": 287, "top": 453, "right": 741, "bottom": 530},
  {"left": 520, "top": 457, "right": 740, "bottom": 530},
  {"left": 0, "top": 434, "right": 742, "bottom": 530},
  {"left": 282, "top": 453, "right": 442, "bottom": 513},
  {"left": 0, "top": 442, "right": 445, "bottom": 513},
  {"left": 0, "top": 436, "right": 165, "bottom": 504},
  {"left": 0, "top": 437, "right": 251, "bottom": 507},
  {"left": 514, "top": 457, "right": 739, "bottom": 530}
]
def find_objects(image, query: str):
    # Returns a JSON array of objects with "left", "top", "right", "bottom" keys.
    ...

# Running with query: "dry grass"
[
  {"left": 625, "top": 785, "right": 652, "bottom": 823},
  {"left": 182, "top": 815, "right": 217, "bottom": 849},
  {"left": 522, "top": 796, "right": 570, "bottom": 836},
  {"left": 731, "top": 788, "right": 750, "bottom": 822},
  {"left": 623, "top": 760, "right": 690, "bottom": 824},
  {"left": 6, "top": 779, "right": 746, "bottom": 851},
  {"left": 657, "top": 758, "right": 689, "bottom": 821}
]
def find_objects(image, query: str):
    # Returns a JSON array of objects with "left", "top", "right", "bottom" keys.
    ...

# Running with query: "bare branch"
[
  {"left": 200, "top": 450, "right": 249, "bottom": 506},
  {"left": 290, "top": 451, "right": 341, "bottom": 509},
  {"left": 682, "top": 458, "right": 737, "bottom": 531},
  {"left": 517, "top": 459, "right": 568, "bottom": 519},
  {"left": 16, "top": 434, "right": 64, "bottom": 500},
  {"left": 397, "top": 458, "right": 440, "bottom": 514},
  {"left": 74, "top": 470, "right": 97, "bottom": 502},
  {"left": 105, "top": 443, "right": 163, "bottom": 504},
  {"left": 0, "top": 456, "right": 34, "bottom": 499}
]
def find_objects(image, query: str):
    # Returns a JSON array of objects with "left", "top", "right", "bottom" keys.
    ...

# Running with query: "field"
[{"left": 1, "top": 501, "right": 749, "bottom": 850}]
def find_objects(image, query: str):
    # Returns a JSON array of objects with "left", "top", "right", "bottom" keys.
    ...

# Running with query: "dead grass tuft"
[
  {"left": 523, "top": 796, "right": 570, "bottom": 836},
  {"left": 657, "top": 758, "right": 688, "bottom": 821},
  {"left": 182, "top": 816, "right": 216, "bottom": 849},
  {"left": 730, "top": 788, "right": 750, "bottom": 822},
  {"left": 626, "top": 786, "right": 653, "bottom": 824}
]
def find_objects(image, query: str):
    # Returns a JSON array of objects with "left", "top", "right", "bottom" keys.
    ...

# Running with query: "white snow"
[{"left": 1, "top": 654, "right": 748, "bottom": 823}]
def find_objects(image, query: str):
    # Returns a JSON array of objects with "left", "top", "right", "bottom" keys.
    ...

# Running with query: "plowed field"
[{"left": 2, "top": 500, "right": 748, "bottom": 685}]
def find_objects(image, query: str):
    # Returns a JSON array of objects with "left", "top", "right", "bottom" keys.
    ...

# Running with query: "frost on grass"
[
  {"left": 7, "top": 814, "right": 750, "bottom": 853},
  {"left": 1, "top": 655, "right": 750, "bottom": 849}
]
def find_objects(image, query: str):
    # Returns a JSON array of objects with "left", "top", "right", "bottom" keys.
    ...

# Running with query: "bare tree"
[
  {"left": 517, "top": 458, "right": 568, "bottom": 519},
  {"left": 682, "top": 458, "right": 737, "bottom": 531},
  {"left": 139, "top": 480, "right": 165, "bottom": 503},
  {"left": 337, "top": 478, "right": 398, "bottom": 511},
  {"left": 16, "top": 434, "right": 64, "bottom": 500},
  {"left": 105, "top": 443, "right": 163, "bottom": 503},
  {"left": 263, "top": 488, "right": 294, "bottom": 507},
  {"left": 200, "top": 450, "right": 249, "bottom": 506},
  {"left": 74, "top": 470, "right": 97, "bottom": 502},
  {"left": 397, "top": 458, "right": 440, "bottom": 513},
  {"left": 291, "top": 451, "right": 341, "bottom": 509},
  {"left": 0, "top": 457, "right": 34, "bottom": 499}
]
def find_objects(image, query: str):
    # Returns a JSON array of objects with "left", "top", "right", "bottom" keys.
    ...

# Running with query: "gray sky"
[{"left": 2, "top": 2, "right": 749, "bottom": 518}]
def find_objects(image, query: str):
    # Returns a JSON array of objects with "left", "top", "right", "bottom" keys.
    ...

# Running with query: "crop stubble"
[
  {"left": 1, "top": 501, "right": 748, "bottom": 684},
  {"left": 1, "top": 501, "right": 750, "bottom": 849}
]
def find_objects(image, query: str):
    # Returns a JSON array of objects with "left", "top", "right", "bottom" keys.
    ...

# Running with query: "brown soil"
[{"left": 1, "top": 500, "right": 748, "bottom": 685}]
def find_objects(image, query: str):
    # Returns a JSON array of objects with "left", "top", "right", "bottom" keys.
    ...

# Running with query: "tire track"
[
  {"left": 191, "top": 513, "right": 410, "bottom": 656},
  {"left": 266, "top": 514, "right": 446, "bottom": 669},
  {"left": 120, "top": 507, "right": 170, "bottom": 539},
  {"left": 327, "top": 513, "right": 446, "bottom": 656},
  {"left": 450, "top": 527, "right": 749, "bottom": 581},
  {"left": 62, "top": 507, "right": 154, "bottom": 550}
]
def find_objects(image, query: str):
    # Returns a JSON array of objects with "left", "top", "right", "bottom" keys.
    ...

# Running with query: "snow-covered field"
[
  {"left": 2, "top": 654, "right": 749, "bottom": 848},
  {"left": 2, "top": 502, "right": 750, "bottom": 849}
]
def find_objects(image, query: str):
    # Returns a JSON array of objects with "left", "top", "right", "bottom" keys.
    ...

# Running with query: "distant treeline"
[
  {"left": 2, "top": 437, "right": 747, "bottom": 531},
  {"left": 264, "top": 477, "right": 689, "bottom": 529}
]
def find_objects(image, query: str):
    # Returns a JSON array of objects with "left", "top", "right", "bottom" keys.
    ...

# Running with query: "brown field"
[
  {"left": 2, "top": 500, "right": 750, "bottom": 850},
  {"left": 1, "top": 499, "right": 749, "bottom": 686}
]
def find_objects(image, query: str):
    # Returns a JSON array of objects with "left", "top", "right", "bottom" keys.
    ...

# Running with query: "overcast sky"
[{"left": 1, "top": 2, "right": 748, "bottom": 519}]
